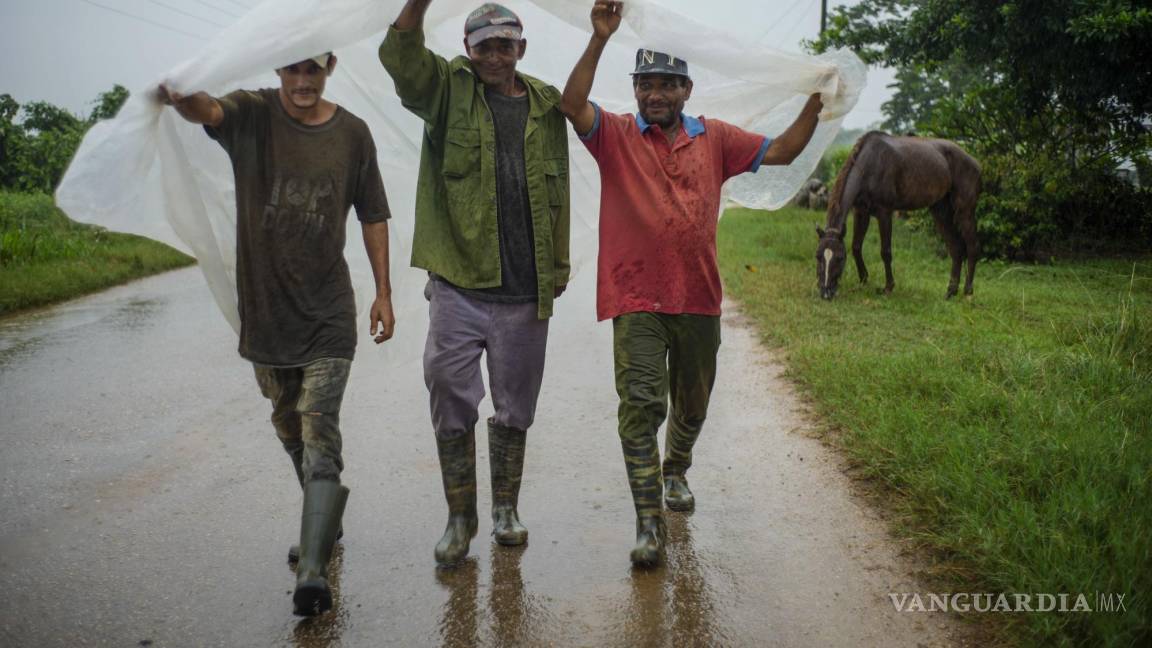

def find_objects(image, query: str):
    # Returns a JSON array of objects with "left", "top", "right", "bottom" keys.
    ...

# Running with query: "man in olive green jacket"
[{"left": 380, "top": 0, "right": 571, "bottom": 566}]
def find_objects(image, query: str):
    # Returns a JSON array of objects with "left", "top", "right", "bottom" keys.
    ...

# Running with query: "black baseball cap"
[{"left": 631, "top": 49, "right": 690, "bottom": 78}]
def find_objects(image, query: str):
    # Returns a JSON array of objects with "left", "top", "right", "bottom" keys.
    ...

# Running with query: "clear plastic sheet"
[{"left": 55, "top": 0, "right": 865, "bottom": 357}]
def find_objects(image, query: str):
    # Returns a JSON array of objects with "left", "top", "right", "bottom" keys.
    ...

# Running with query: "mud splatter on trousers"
[{"left": 613, "top": 312, "right": 720, "bottom": 517}]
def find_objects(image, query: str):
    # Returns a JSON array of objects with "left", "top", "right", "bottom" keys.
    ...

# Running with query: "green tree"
[
  {"left": 88, "top": 84, "right": 129, "bottom": 123},
  {"left": 0, "top": 86, "right": 130, "bottom": 194},
  {"left": 879, "top": 61, "right": 981, "bottom": 135},
  {"left": 0, "top": 94, "right": 23, "bottom": 188}
]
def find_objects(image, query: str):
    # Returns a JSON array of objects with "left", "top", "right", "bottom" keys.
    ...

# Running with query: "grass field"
[
  {"left": 718, "top": 206, "right": 1151, "bottom": 647},
  {"left": 0, "top": 191, "right": 194, "bottom": 315}
]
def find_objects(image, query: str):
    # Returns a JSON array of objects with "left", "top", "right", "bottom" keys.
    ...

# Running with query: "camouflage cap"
[{"left": 464, "top": 3, "right": 523, "bottom": 47}]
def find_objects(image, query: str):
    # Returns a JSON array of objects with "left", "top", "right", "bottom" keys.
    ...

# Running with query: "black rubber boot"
[
  {"left": 663, "top": 474, "right": 695, "bottom": 512},
  {"left": 292, "top": 480, "right": 349, "bottom": 616},
  {"left": 488, "top": 419, "right": 528, "bottom": 546},
  {"left": 629, "top": 515, "right": 666, "bottom": 567},
  {"left": 434, "top": 430, "right": 478, "bottom": 565}
]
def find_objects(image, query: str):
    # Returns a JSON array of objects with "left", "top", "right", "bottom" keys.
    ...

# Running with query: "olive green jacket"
[{"left": 379, "top": 26, "right": 571, "bottom": 319}]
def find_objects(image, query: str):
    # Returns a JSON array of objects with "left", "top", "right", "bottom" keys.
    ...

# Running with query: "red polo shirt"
[{"left": 581, "top": 104, "right": 771, "bottom": 321}]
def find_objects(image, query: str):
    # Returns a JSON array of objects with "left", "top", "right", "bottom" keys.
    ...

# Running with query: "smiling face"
[
  {"left": 465, "top": 37, "right": 526, "bottom": 91},
  {"left": 276, "top": 58, "right": 332, "bottom": 111},
  {"left": 632, "top": 73, "right": 692, "bottom": 130},
  {"left": 816, "top": 228, "right": 847, "bottom": 300}
]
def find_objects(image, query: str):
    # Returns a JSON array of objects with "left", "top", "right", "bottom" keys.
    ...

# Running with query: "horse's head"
[{"left": 815, "top": 226, "right": 847, "bottom": 300}]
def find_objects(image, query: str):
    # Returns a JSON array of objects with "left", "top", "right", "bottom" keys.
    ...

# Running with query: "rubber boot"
[
  {"left": 488, "top": 419, "right": 528, "bottom": 546},
  {"left": 434, "top": 430, "right": 478, "bottom": 565},
  {"left": 286, "top": 448, "right": 341, "bottom": 564},
  {"left": 292, "top": 480, "right": 349, "bottom": 616},
  {"left": 630, "top": 515, "right": 666, "bottom": 567},
  {"left": 287, "top": 447, "right": 305, "bottom": 563},
  {"left": 621, "top": 426, "right": 664, "bottom": 566},
  {"left": 288, "top": 529, "right": 343, "bottom": 564},
  {"left": 663, "top": 417, "right": 700, "bottom": 512},
  {"left": 663, "top": 474, "right": 695, "bottom": 512}
]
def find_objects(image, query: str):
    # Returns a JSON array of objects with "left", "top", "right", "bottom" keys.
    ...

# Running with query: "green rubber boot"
[
  {"left": 434, "top": 430, "right": 478, "bottom": 565},
  {"left": 286, "top": 449, "right": 341, "bottom": 564},
  {"left": 287, "top": 447, "right": 305, "bottom": 563},
  {"left": 292, "top": 480, "right": 349, "bottom": 616},
  {"left": 288, "top": 528, "right": 342, "bottom": 564},
  {"left": 629, "top": 515, "right": 667, "bottom": 567},
  {"left": 489, "top": 419, "right": 528, "bottom": 546}
]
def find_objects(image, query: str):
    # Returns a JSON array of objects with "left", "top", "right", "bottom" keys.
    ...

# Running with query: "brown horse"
[{"left": 816, "top": 131, "right": 981, "bottom": 300}]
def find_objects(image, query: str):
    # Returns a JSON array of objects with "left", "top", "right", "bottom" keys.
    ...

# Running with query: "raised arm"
[
  {"left": 393, "top": 0, "right": 433, "bottom": 31},
  {"left": 560, "top": 0, "right": 623, "bottom": 136},
  {"left": 156, "top": 84, "right": 223, "bottom": 127},
  {"left": 761, "top": 93, "right": 824, "bottom": 166},
  {"left": 379, "top": 0, "right": 451, "bottom": 125}
]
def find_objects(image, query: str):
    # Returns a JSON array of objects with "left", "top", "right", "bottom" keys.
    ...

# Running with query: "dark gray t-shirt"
[
  {"left": 206, "top": 88, "right": 390, "bottom": 366},
  {"left": 439, "top": 87, "right": 537, "bottom": 303}
]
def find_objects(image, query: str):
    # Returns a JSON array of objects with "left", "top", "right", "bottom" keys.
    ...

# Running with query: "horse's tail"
[{"left": 825, "top": 130, "right": 882, "bottom": 232}]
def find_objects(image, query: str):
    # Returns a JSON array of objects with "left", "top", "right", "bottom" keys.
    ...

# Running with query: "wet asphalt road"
[{"left": 0, "top": 267, "right": 968, "bottom": 647}]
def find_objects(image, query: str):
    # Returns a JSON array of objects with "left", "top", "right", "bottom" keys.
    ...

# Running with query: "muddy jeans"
[
  {"left": 253, "top": 357, "right": 351, "bottom": 483},
  {"left": 423, "top": 280, "right": 549, "bottom": 441},
  {"left": 613, "top": 313, "right": 721, "bottom": 518}
]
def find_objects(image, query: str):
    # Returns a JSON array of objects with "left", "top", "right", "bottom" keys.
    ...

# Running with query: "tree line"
[{"left": 0, "top": 86, "right": 129, "bottom": 195}]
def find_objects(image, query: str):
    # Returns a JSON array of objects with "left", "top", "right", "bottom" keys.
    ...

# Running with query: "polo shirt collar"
[{"left": 634, "top": 112, "right": 706, "bottom": 138}]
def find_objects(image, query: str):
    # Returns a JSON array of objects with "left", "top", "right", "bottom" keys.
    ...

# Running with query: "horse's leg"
[
  {"left": 930, "top": 201, "right": 963, "bottom": 299},
  {"left": 851, "top": 208, "right": 870, "bottom": 284},
  {"left": 877, "top": 209, "right": 894, "bottom": 294},
  {"left": 957, "top": 202, "right": 979, "bottom": 297}
]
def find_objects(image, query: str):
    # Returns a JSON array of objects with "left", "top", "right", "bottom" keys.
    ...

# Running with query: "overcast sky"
[{"left": 0, "top": 0, "right": 892, "bottom": 128}]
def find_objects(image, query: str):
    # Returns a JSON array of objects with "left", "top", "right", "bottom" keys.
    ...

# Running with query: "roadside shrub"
[
  {"left": 977, "top": 151, "right": 1152, "bottom": 260},
  {"left": 0, "top": 191, "right": 98, "bottom": 267},
  {"left": 816, "top": 145, "right": 854, "bottom": 185}
]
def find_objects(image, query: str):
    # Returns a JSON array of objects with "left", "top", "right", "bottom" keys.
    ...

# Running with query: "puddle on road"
[
  {"left": 275, "top": 515, "right": 736, "bottom": 648},
  {"left": 0, "top": 297, "right": 164, "bottom": 369}
]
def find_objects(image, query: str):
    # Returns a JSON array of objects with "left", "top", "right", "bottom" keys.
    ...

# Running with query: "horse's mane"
[{"left": 825, "top": 130, "right": 886, "bottom": 232}]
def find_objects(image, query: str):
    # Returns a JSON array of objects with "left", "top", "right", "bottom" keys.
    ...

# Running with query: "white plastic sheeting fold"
[{"left": 56, "top": 0, "right": 864, "bottom": 356}]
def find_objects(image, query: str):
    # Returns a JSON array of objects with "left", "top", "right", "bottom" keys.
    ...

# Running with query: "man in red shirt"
[{"left": 560, "top": 0, "right": 825, "bottom": 566}]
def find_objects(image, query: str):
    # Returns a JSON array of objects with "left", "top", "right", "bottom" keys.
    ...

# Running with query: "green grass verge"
[
  {"left": 0, "top": 191, "right": 195, "bottom": 315},
  {"left": 719, "top": 206, "right": 1151, "bottom": 647}
]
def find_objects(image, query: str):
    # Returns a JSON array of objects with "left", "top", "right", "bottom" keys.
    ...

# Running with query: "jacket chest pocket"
[
  {"left": 442, "top": 127, "right": 481, "bottom": 178},
  {"left": 441, "top": 127, "right": 484, "bottom": 234}
]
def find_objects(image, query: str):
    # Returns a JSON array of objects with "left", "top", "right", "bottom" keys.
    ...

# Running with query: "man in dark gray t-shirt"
[{"left": 157, "top": 53, "right": 394, "bottom": 617}]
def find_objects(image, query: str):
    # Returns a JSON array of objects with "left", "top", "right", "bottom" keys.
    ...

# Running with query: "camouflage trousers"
[
  {"left": 613, "top": 312, "right": 721, "bottom": 518},
  {"left": 253, "top": 357, "right": 351, "bottom": 484}
]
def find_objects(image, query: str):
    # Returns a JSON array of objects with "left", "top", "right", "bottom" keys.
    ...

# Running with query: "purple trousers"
[{"left": 423, "top": 280, "right": 550, "bottom": 440}]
